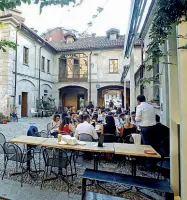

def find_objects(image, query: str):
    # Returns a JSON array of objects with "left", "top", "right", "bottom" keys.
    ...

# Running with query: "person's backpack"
[
  {"left": 27, "top": 125, "right": 39, "bottom": 149},
  {"left": 27, "top": 126, "right": 39, "bottom": 137}
]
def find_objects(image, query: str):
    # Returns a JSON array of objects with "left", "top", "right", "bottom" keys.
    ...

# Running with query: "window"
[
  {"left": 41, "top": 56, "right": 45, "bottom": 71},
  {"left": 47, "top": 59, "right": 50, "bottom": 73},
  {"left": 110, "top": 34, "right": 117, "bottom": 40},
  {"left": 23, "top": 46, "right": 29, "bottom": 65},
  {"left": 109, "top": 59, "right": 118, "bottom": 73}
]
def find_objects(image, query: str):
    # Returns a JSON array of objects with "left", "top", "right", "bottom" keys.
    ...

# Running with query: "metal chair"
[
  {"left": 41, "top": 148, "right": 70, "bottom": 192},
  {"left": 47, "top": 123, "right": 51, "bottom": 136},
  {"left": 157, "top": 137, "right": 170, "bottom": 179},
  {"left": 78, "top": 133, "right": 93, "bottom": 160},
  {"left": 78, "top": 133, "right": 93, "bottom": 142},
  {"left": 104, "top": 133, "right": 117, "bottom": 143},
  {"left": 2, "top": 142, "right": 37, "bottom": 187},
  {"left": 0, "top": 133, "right": 6, "bottom": 147}
]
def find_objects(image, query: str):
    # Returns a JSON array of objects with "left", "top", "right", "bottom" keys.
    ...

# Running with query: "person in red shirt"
[{"left": 58, "top": 117, "right": 74, "bottom": 135}]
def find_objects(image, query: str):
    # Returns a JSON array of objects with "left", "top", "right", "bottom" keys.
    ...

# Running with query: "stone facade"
[{"left": 0, "top": 14, "right": 127, "bottom": 116}]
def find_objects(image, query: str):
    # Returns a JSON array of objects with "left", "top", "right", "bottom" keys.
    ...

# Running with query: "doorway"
[
  {"left": 21, "top": 92, "right": 28, "bottom": 117},
  {"left": 77, "top": 95, "right": 85, "bottom": 109}
]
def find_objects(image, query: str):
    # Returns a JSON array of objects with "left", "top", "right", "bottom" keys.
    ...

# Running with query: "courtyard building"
[
  {"left": 0, "top": 10, "right": 129, "bottom": 117},
  {"left": 124, "top": 0, "right": 187, "bottom": 199}
]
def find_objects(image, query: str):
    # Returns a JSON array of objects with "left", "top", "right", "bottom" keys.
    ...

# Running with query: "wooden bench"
[
  {"left": 82, "top": 169, "right": 174, "bottom": 200},
  {"left": 83, "top": 192, "right": 128, "bottom": 200}
]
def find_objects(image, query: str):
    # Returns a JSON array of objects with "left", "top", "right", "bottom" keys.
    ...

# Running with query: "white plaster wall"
[{"left": 16, "top": 79, "right": 35, "bottom": 117}]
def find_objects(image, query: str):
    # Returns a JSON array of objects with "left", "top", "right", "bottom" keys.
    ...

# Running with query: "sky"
[{"left": 20, "top": 0, "right": 131, "bottom": 36}]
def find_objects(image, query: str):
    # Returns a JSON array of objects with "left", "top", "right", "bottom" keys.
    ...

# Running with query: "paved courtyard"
[{"left": 0, "top": 118, "right": 164, "bottom": 200}]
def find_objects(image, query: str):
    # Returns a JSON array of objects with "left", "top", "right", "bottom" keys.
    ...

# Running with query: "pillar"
[
  {"left": 91, "top": 84, "right": 97, "bottom": 106},
  {"left": 124, "top": 79, "right": 127, "bottom": 110},
  {"left": 130, "top": 48, "right": 136, "bottom": 111},
  {"left": 160, "top": 43, "right": 170, "bottom": 126},
  {"left": 177, "top": 20, "right": 187, "bottom": 200},
  {"left": 167, "top": 25, "right": 180, "bottom": 195}
]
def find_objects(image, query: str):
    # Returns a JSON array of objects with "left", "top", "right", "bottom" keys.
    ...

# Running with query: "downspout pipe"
[
  {"left": 38, "top": 43, "right": 45, "bottom": 100},
  {"left": 14, "top": 25, "right": 21, "bottom": 110},
  {"left": 89, "top": 51, "right": 92, "bottom": 103}
]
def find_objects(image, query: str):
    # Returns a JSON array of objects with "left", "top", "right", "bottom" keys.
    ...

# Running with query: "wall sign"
[{"left": 96, "top": 84, "right": 100, "bottom": 89}]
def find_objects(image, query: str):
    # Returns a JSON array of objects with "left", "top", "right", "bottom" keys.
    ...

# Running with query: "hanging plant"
[{"left": 145, "top": 0, "right": 187, "bottom": 70}]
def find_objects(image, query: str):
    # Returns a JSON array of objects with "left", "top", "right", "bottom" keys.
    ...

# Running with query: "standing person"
[
  {"left": 87, "top": 101, "right": 94, "bottom": 109},
  {"left": 135, "top": 95, "right": 156, "bottom": 145},
  {"left": 109, "top": 100, "right": 114, "bottom": 109}
]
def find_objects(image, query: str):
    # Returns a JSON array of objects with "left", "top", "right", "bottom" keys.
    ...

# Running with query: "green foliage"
[
  {"left": 0, "top": 0, "right": 79, "bottom": 51},
  {"left": 144, "top": 0, "right": 187, "bottom": 82},
  {"left": 0, "top": 0, "right": 77, "bottom": 13},
  {"left": 145, "top": 0, "right": 187, "bottom": 66},
  {"left": 0, "top": 40, "right": 17, "bottom": 52}
]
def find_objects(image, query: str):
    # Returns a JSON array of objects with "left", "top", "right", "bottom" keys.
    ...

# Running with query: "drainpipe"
[
  {"left": 14, "top": 25, "right": 21, "bottom": 111},
  {"left": 38, "top": 43, "right": 45, "bottom": 100},
  {"left": 89, "top": 51, "right": 92, "bottom": 102},
  {"left": 140, "top": 39, "right": 144, "bottom": 95}
]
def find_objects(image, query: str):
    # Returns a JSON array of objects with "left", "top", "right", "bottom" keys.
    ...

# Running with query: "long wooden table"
[
  {"left": 8, "top": 136, "right": 160, "bottom": 172},
  {"left": 114, "top": 143, "right": 161, "bottom": 158}
]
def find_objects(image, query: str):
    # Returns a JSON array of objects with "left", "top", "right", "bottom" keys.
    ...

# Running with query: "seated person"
[
  {"left": 103, "top": 115, "right": 117, "bottom": 135},
  {"left": 154, "top": 115, "right": 170, "bottom": 153},
  {"left": 130, "top": 111, "right": 136, "bottom": 125},
  {"left": 58, "top": 116, "right": 74, "bottom": 134},
  {"left": 123, "top": 117, "right": 136, "bottom": 138},
  {"left": 50, "top": 114, "right": 61, "bottom": 137},
  {"left": 74, "top": 114, "right": 98, "bottom": 140},
  {"left": 77, "top": 114, "right": 84, "bottom": 123},
  {"left": 91, "top": 114, "right": 98, "bottom": 127},
  {"left": 98, "top": 110, "right": 105, "bottom": 123}
]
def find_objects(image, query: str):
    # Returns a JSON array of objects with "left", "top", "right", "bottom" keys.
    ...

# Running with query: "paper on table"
[
  {"left": 77, "top": 141, "right": 86, "bottom": 145},
  {"left": 58, "top": 141, "right": 67, "bottom": 145}
]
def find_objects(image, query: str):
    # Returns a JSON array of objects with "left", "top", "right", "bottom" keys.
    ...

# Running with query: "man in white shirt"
[
  {"left": 74, "top": 114, "right": 98, "bottom": 140},
  {"left": 135, "top": 95, "right": 156, "bottom": 145},
  {"left": 98, "top": 110, "right": 105, "bottom": 122}
]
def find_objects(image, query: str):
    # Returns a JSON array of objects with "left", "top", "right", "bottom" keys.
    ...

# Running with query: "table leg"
[
  {"left": 82, "top": 178, "right": 86, "bottom": 200},
  {"left": 27, "top": 144, "right": 31, "bottom": 170},
  {"left": 117, "top": 156, "right": 136, "bottom": 195},
  {"left": 93, "top": 153, "right": 99, "bottom": 170},
  {"left": 58, "top": 149, "right": 62, "bottom": 175}
]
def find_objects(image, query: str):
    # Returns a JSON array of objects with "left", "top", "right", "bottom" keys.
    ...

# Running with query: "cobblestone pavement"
[{"left": 0, "top": 118, "right": 164, "bottom": 200}]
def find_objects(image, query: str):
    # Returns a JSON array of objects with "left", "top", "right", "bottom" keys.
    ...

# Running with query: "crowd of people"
[{"left": 49, "top": 95, "right": 169, "bottom": 152}]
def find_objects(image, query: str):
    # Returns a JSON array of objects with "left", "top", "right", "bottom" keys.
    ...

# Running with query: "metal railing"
[{"left": 59, "top": 70, "right": 88, "bottom": 82}]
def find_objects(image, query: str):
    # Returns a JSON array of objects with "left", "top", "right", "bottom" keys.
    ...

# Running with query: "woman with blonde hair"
[{"left": 123, "top": 116, "right": 136, "bottom": 139}]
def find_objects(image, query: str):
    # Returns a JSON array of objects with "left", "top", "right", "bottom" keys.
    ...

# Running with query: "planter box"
[{"left": 2, "top": 119, "right": 7, "bottom": 124}]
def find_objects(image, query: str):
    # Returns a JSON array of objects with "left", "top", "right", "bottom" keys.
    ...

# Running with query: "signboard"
[{"left": 96, "top": 84, "right": 100, "bottom": 89}]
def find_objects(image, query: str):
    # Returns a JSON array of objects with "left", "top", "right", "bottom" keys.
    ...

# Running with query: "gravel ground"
[{"left": 0, "top": 118, "right": 165, "bottom": 200}]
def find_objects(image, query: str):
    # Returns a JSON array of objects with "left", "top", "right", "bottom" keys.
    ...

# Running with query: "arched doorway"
[
  {"left": 97, "top": 85, "right": 130, "bottom": 108},
  {"left": 59, "top": 86, "right": 88, "bottom": 110}
]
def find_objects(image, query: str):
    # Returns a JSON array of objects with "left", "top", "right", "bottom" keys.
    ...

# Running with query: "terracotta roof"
[{"left": 49, "top": 35, "right": 125, "bottom": 52}]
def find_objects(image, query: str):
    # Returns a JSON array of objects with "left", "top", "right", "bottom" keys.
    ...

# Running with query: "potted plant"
[
  {"left": 2, "top": 116, "right": 8, "bottom": 124},
  {"left": 0, "top": 113, "right": 7, "bottom": 124}
]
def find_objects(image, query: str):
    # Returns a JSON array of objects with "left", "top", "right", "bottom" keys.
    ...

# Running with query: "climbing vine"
[{"left": 141, "top": 0, "right": 187, "bottom": 85}]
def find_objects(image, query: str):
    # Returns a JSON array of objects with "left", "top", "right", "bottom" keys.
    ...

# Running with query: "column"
[
  {"left": 160, "top": 43, "right": 170, "bottom": 126},
  {"left": 124, "top": 79, "right": 126, "bottom": 110},
  {"left": 91, "top": 84, "right": 97, "bottom": 106},
  {"left": 177, "top": 20, "right": 187, "bottom": 200},
  {"left": 167, "top": 25, "right": 180, "bottom": 195},
  {"left": 130, "top": 48, "right": 136, "bottom": 111}
]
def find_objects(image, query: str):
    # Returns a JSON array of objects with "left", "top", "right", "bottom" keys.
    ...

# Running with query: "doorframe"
[{"left": 21, "top": 92, "right": 28, "bottom": 117}]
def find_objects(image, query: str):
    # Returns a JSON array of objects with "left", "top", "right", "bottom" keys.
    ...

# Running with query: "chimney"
[{"left": 92, "top": 33, "right": 96, "bottom": 37}]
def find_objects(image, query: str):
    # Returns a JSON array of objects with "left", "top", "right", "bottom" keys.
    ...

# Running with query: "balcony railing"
[{"left": 59, "top": 70, "right": 88, "bottom": 82}]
